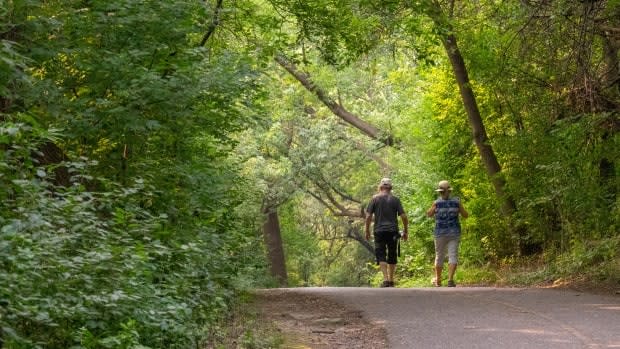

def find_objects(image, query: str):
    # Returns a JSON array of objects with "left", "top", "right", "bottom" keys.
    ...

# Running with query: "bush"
[{"left": 0, "top": 123, "right": 265, "bottom": 348}]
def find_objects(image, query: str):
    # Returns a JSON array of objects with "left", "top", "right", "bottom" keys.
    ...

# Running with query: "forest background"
[{"left": 1, "top": 0, "right": 618, "bottom": 348}]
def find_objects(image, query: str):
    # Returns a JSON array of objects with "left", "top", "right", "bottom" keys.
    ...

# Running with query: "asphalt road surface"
[{"left": 288, "top": 287, "right": 620, "bottom": 349}]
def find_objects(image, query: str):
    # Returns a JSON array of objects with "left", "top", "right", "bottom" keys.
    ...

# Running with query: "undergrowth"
[
  {"left": 491, "top": 237, "right": 620, "bottom": 293},
  {"left": 205, "top": 293, "right": 284, "bottom": 349}
]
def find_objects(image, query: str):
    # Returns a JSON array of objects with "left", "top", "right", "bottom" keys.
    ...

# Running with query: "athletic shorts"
[
  {"left": 374, "top": 230, "right": 399, "bottom": 265},
  {"left": 434, "top": 235, "right": 460, "bottom": 266}
]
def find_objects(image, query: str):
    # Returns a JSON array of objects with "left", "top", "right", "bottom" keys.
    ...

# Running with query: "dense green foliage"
[
  {"left": 261, "top": 0, "right": 619, "bottom": 288},
  {"left": 1, "top": 0, "right": 618, "bottom": 347},
  {"left": 1, "top": 0, "right": 269, "bottom": 347}
]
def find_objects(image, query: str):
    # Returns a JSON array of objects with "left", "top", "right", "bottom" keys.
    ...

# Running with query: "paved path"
[{"left": 288, "top": 287, "right": 620, "bottom": 349}]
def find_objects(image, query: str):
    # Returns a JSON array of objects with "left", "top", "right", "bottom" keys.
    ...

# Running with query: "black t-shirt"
[{"left": 366, "top": 193, "right": 404, "bottom": 233}]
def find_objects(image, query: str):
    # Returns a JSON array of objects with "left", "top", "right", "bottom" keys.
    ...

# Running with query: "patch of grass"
[
  {"left": 398, "top": 260, "right": 500, "bottom": 287},
  {"left": 490, "top": 239, "right": 620, "bottom": 295},
  {"left": 458, "top": 264, "right": 499, "bottom": 286},
  {"left": 205, "top": 293, "right": 285, "bottom": 349}
]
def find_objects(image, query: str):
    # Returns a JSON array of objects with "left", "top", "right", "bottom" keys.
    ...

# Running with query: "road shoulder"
[{"left": 253, "top": 288, "right": 388, "bottom": 348}]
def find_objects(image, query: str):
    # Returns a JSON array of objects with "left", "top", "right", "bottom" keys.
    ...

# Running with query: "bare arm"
[
  {"left": 426, "top": 202, "right": 437, "bottom": 217},
  {"left": 364, "top": 212, "right": 373, "bottom": 240},
  {"left": 400, "top": 213, "right": 409, "bottom": 241},
  {"left": 459, "top": 201, "right": 469, "bottom": 218}
]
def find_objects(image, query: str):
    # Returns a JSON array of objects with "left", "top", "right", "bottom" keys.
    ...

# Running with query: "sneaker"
[
  {"left": 447, "top": 280, "right": 456, "bottom": 287},
  {"left": 380, "top": 280, "right": 391, "bottom": 288},
  {"left": 432, "top": 277, "right": 441, "bottom": 287}
]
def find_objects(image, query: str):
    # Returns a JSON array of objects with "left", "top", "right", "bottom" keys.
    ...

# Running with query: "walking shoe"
[
  {"left": 432, "top": 277, "right": 441, "bottom": 287},
  {"left": 447, "top": 280, "right": 456, "bottom": 287},
  {"left": 380, "top": 280, "right": 391, "bottom": 288}
]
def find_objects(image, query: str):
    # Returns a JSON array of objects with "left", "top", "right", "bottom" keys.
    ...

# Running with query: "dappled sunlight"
[
  {"left": 511, "top": 329, "right": 558, "bottom": 335},
  {"left": 466, "top": 326, "right": 610, "bottom": 347},
  {"left": 586, "top": 304, "right": 620, "bottom": 311},
  {"left": 598, "top": 306, "right": 620, "bottom": 311},
  {"left": 469, "top": 326, "right": 561, "bottom": 337}
]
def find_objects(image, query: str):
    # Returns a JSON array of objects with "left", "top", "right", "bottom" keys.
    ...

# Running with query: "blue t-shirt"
[{"left": 434, "top": 197, "right": 461, "bottom": 237}]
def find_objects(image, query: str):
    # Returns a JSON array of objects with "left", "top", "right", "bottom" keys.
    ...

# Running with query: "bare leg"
[
  {"left": 387, "top": 264, "right": 396, "bottom": 282},
  {"left": 434, "top": 265, "right": 442, "bottom": 286},
  {"left": 448, "top": 263, "right": 457, "bottom": 282},
  {"left": 379, "top": 261, "right": 389, "bottom": 281}
]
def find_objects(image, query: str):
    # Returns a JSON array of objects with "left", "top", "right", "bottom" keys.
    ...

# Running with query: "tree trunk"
[
  {"left": 440, "top": 34, "right": 517, "bottom": 216},
  {"left": 262, "top": 206, "right": 288, "bottom": 286},
  {"left": 427, "top": 1, "right": 529, "bottom": 253}
]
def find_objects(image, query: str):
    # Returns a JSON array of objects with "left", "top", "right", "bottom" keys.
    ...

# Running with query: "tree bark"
[
  {"left": 262, "top": 206, "right": 288, "bottom": 286},
  {"left": 440, "top": 34, "right": 517, "bottom": 216},
  {"left": 426, "top": 1, "right": 528, "bottom": 253},
  {"left": 275, "top": 54, "right": 395, "bottom": 147},
  {"left": 346, "top": 225, "right": 374, "bottom": 255}
]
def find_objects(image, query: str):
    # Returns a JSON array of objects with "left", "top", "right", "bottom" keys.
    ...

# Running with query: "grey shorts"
[{"left": 434, "top": 235, "right": 460, "bottom": 266}]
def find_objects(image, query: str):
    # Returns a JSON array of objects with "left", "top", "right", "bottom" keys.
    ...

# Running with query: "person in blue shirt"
[
  {"left": 365, "top": 178, "right": 409, "bottom": 287},
  {"left": 426, "top": 180, "right": 468, "bottom": 287}
]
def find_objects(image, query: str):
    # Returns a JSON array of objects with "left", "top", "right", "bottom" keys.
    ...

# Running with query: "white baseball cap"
[
  {"left": 379, "top": 178, "right": 393, "bottom": 188},
  {"left": 435, "top": 180, "right": 452, "bottom": 192}
]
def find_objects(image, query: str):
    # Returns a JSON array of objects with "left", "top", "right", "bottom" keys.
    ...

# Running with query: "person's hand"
[
  {"left": 365, "top": 231, "right": 370, "bottom": 241},
  {"left": 402, "top": 231, "right": 408, "bottom": 242}
]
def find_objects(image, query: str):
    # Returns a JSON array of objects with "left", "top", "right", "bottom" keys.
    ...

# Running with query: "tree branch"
[
  {"left": 304, "top": 186, "right": 362, "bottom": 218},
  {"left": 295, "top": 156, "right": 363, "bottom": 216},
  {"left": 275, "top": 54, "right": 397, "bottom": 147},
  {"left": 345, "top": 225, "right": 374, "bottom": 254},
  {"left": 200, "top": 0, "right": 224, "bottom": 47}
]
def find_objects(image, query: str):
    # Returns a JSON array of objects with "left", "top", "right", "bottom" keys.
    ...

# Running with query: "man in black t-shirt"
[{"left": 365, "top": 178, "right": 409, "bottom": 287}]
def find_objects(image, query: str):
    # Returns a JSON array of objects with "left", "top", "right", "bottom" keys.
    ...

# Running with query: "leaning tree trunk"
[
  {"left": 440, "top": 34, "right": 517, "bottom": 216},
  {"left": 427, "top": 1, "right": 528, "bottom": 254},
  {"left": 440, "top": 33, "right": 531, "bottom": 253},
  {"left": 262, "top": 206, "right": 288, "bottom": 287}
]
